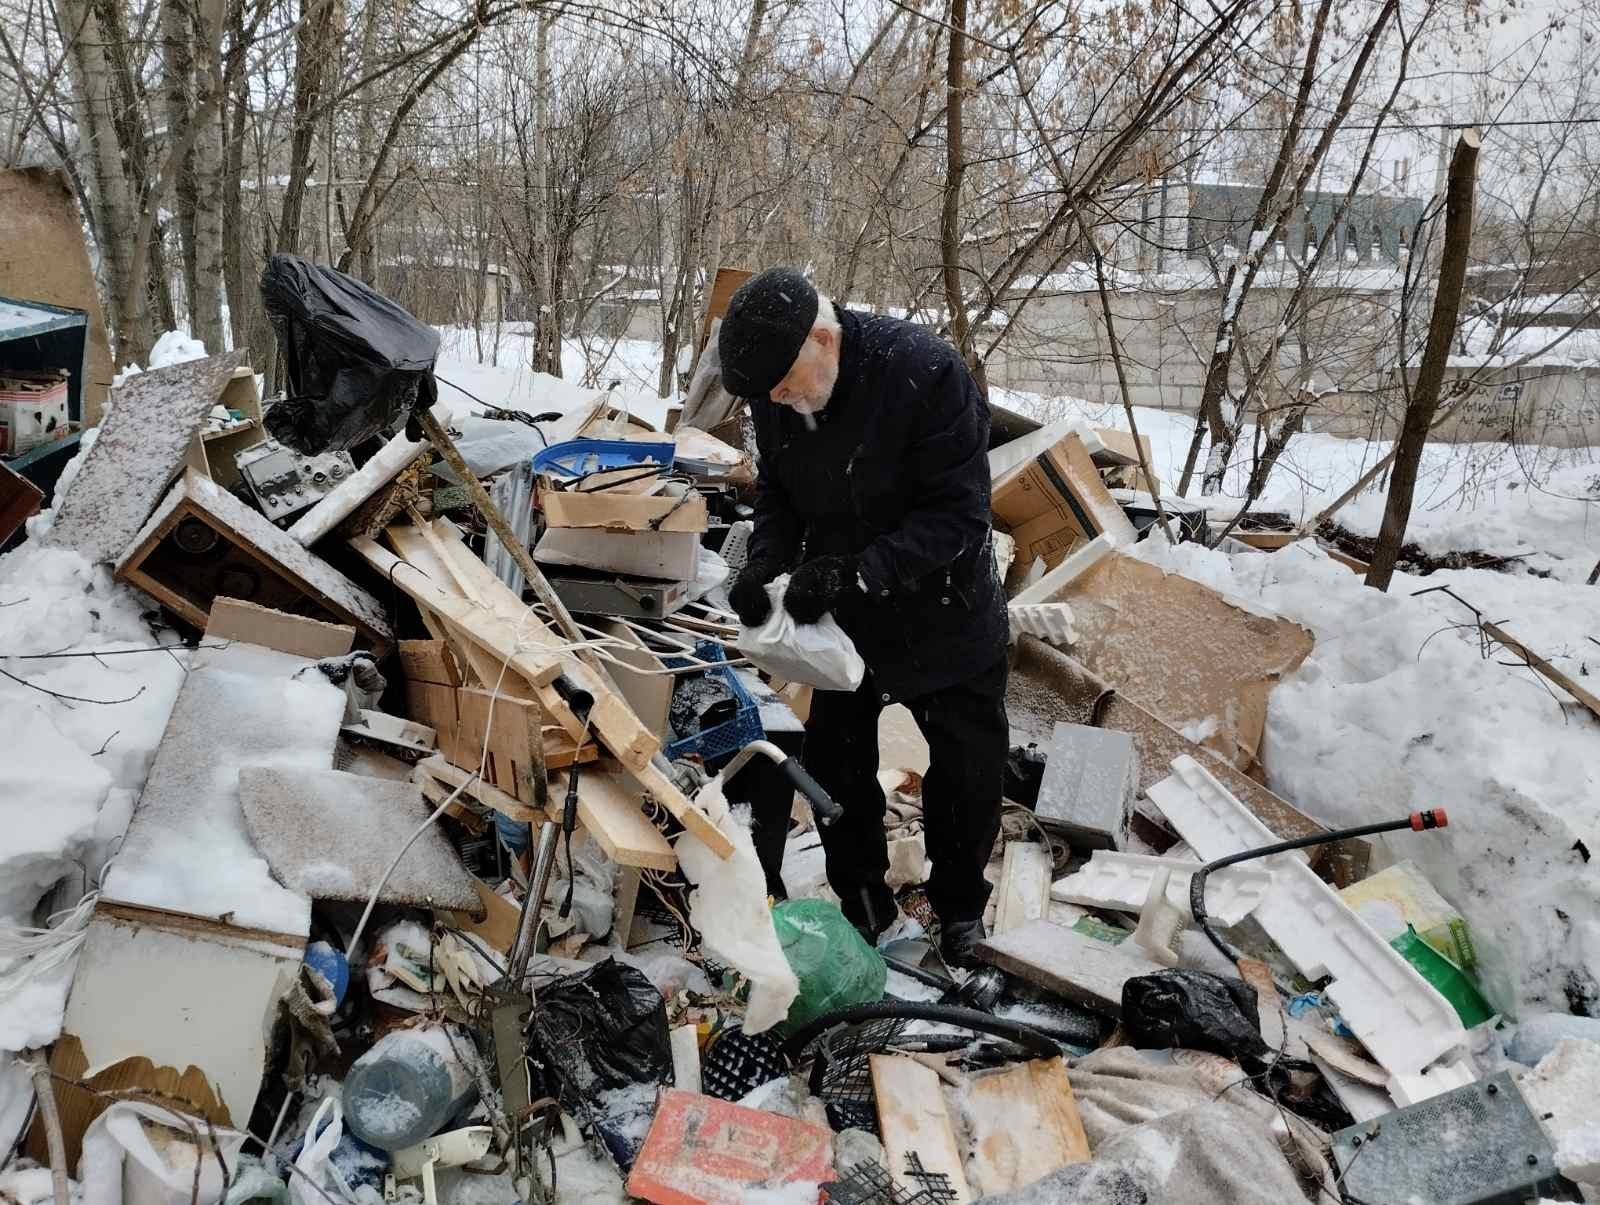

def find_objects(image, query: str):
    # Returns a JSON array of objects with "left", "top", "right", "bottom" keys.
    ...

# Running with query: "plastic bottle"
[{"left": 343, "top": 1026, "right": 475, "bottom": 1151}]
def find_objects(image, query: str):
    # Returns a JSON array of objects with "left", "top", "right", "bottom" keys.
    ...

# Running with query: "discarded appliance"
[
  {"left": 235, "top": 438, "right": 357, "bottom": 525},
  {"left": 546, "top": 566, "right": 690, "bottom": 619}
]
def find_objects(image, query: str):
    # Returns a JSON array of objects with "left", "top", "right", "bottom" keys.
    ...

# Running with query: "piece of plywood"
[
  {"left": 49, "top": 353, "right": 246, "bottom": 562},
  {"left": 399, "top": 638, "right": 463, "bottom": 686},
  {"left": 549, "top": 767, "right": 677, "bottom": 871},
  {"left": 976, "top": 918, "right": 1163, "bottom": 1015},
  {"left": 869, "top": 1054, "right": 973, "bottom": 1204},
  {"left": 967, "top": 1058, "right": 1090, "bottom": 1194},
  {"left": 204, "top": 596, "right": 355, "bottom": 660},
  {"left": 0, "top": 167, "right": 114, "bottom": 424},
  {"left": 444, "top": 878, "right": 523, "bottom": 956},
  {"left": 116, "top": 471, "right": 391, "bottom": 651},
  {"left": 696, "top": 267, "right": 754, "bottom": 355},
  {"left": 238, "top": 766, "right": 482, "bottom": 913},
  {"left": 627, "top": 1088, "right": 832, "bottom": 1205},
  {"left": 0, "top": 458, "right": 44, "bottom": 544},
  {"left": 1020, "top": 551, "right": 1314, "bottom": 773},
  {"left": 454, "top": 687, "right": 547, "bottom": 805},
  {"left": 993, "top": 842, "right": 1053, "bottom": 934}
]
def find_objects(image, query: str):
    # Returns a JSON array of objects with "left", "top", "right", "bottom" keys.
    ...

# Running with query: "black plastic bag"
[
  {"left": 1122, "top": 969, "right": 1273, "bottom": 1069},
  {"left": 260, "top": 254, "right": 439, "bottom": 455},
  {"left": 528, "top": 958, "right": 672, "bottom": 1107}
]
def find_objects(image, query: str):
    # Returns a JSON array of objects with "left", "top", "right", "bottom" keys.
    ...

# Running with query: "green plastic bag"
[{"left": 771, "top": 899, "right": 887, "bottom": 1033}]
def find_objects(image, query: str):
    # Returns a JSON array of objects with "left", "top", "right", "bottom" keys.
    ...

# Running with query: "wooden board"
[
  {"left": 993, "top": 841, "right": 1054, "bottom": 935},
  {"left": 0, "top": 167, "right": 114, "bottom": 425},
  {"left": 869, "top": 1054, "right": 974, "bottom": 1204},
  {"left": 0, "top": 458, "right": 44, "bottom": 545},
  {"left": 975, "top": 918, "right": 1163, "bottom": 1015},
  {"left": 443, "top": 878, "right": 523, "bottom": 956},
  {"left": 205, "top": 596, "right": 355, "bottom": 659},
  {"left": 417, "top": 755, "right": 541, "bottom": 823},
  {"left": 550, "top": 767, "right": 677, "bottom": 871},
  {"left": 967, "top": 1058, "right": 1090, "bottom": 1195},
  {"left": 399, "top": 638, "right": 463, "bottom": 686},
  {"left": 1484, "top": 618, "right": 1600, "bottom": 722},
  {"left": 49, "top": 353, "right": 246, "bottom": 563},
  {"left": 696, "top": 266, "right": 754, "bottom": 354},
  {"left": 1020, "top": 550, "right": 1314, "bottom": 772},
  {"left": 116, "top": 471, "right": 391, "bottom": 651},
  {"left": 455, "top": 687, "right": 547, "bottom": 805}
]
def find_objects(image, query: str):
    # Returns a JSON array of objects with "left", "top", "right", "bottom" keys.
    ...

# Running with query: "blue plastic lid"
[{"left": 531, "top": 437, "right": 676, "bottom": 480}]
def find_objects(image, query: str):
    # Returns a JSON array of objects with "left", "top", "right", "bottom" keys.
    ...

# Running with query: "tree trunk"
[
  {"left": 56, "top": 0, "right": 148, "bottom": 363},
  {"left": 222, "top": 11, "right": 250, "bottom": 356},
  {"left": 189, "top": 0, "right": 227, "bottom": 351},
  {"left": 1366, "top": 129, "right": 1480, "bottom": 592},
  {"left": 279, "top": 0, "right": 339, "bottom": 256},
  {"left": 941, "top": 0, "right": 981, "bottom": 389},
  {"left": 533, "top": 10, "right": 558, "bottom": 377},
  {"left": 163, "top": 0, "right": 200, "bottom": 328}
]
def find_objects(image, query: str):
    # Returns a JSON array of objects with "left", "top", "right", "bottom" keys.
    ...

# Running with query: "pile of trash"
[{"left": 0, "top": 254, "right": 1594, "bottom": 1205}]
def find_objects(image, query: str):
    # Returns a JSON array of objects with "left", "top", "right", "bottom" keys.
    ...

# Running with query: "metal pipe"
[{"left": 507, "top": 821, "right": 560, "bottom": 984}]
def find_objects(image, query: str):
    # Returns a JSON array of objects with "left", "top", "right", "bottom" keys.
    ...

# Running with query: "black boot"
[{"left": 939, "top": 918, "right": 987, "bottom": 970}]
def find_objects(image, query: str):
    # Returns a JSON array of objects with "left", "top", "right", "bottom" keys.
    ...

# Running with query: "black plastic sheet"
[
  {"left": 1122, "top": 969, "right": 1272, "bottom": 1068},
  {"left": 260, "top": 254, "right": 439, "bottom": 454}
]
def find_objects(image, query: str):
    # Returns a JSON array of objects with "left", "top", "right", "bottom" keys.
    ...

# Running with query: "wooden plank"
[
  {"left": 993, "top": 842, "right": 1053, "bottom": 935},
  {"left": 456, "top": 686, "right": 547, "bottom": 805},
  {"left": 697, "top": 266, "right": 754, "bottom": 354},
  {"left": 975, "top": 918, "right": 1163, "bottom": 1015},
  {"left": 0, "top": 459, "right": 44, "bottom": 544},
  {"left": 628, "top": 758, "right": 735, "bottom": 859},
  {"left": 205, "top": 597, "right": 355, "bottom": 660},
  {"left": 869, "top": 1054, "right": 974, "bottom": 1204},
  {"left": 399, "top": 638, "right": 463, "bottom": 686},
  {"left": 550, "top": 767, "right": 677, "bottom": 871},
  {"left": 967, "top": 1058, "right": 1090, "bottom": 1195},
  {"left": 416, "top": 755, "right": 542, "bottom": 823},
  {"left": 352, "top": 533, "right": 559, "bottom": 689},
  {"left": 1483, "top": 619, "right": 1600, "bottom": 722},
  {"left": 443, "top": 878, "right": 522, "bottom": 957}
]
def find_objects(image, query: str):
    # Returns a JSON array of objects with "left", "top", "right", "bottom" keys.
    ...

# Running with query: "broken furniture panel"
[
  {"left": 976, "top": 917, "right": 1165, "bottom": 1015},
  {"left": 47, "top": 352, "right": 247, "bottom": 563},
  {"left": 1035, "top": 720, "right": 1138, "bottom": 849},
  {"left": 42, "top": 906, "right": 300, "bottom": 1172},
  {"left": 204, "top": 596, "right": 356, "bottom": 660},
  {"left": 626, "top": 1088, "right": 833, "bottom": 1205},
  {"left": 966, "top": 1057, "right": 1091, "bottom": 1195},
  {"left": 0, "top": 457, "right": 43, "bottom": 545},
  {"left": 182, "top": 364, "right": 265, "bottom": 489},
  {"left": 1014, "top": 537, "right": 1314, "bottom": 774},
  {"left": 0, "top": 168, "right": 114, "bottom": 424},
  {"left": 869, "top": 1054, "right": 974, "bottom": 1204},
  {"left": 238, "top": 766, "right": 482, "bottom": 913},
  {"left": 116, "top": 470, "right": 392, "bottom": 651},
  {"left": 1147, "top": 755, "right": 1467, "bottom": 1083}
]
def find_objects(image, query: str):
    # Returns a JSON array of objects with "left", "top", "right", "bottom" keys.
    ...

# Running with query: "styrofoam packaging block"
[
  {"left": 1011, "top": 534, "right": 1117, "bottom": 606},
  {"left": 1051, "top": 850, "right": 1274, "bottom": 927},
  {"left": 1387, "top": 1054, "right": 1478, "bottom": 1107},
  {"left": 1148, "top": 756, "right": 1468, "bottom": 1079},
  {"left": 1008, "top": 602, "right": 1077, "bottom": 646},
  {"left": 1035, "top": 721, "right": 1138, "bottom": 850}
]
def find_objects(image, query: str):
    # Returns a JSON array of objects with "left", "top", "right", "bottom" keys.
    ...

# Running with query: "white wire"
[{"left": 0, "top": 889, "right": 98, "bottom": 1001}]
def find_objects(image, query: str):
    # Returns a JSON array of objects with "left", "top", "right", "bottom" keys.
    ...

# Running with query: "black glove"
[
  {"left": 729, "top": 558, "right": 782, "bottom": 627},
  {"left": 785, "top": 554, "right": 858, "bottom": 624}
]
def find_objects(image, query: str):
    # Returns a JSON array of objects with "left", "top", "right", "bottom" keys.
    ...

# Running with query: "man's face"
[{"left": 769, "top": 325, "right": 840, "bottom": 415}]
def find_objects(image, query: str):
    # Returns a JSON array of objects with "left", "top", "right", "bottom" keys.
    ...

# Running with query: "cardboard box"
[
  {"left": 991, "top": 432, "right": 1135, "bottom": 571},
  {"left": 536, "top": 526, "right": 701, "bottom": 581},
  {"left": 539, "top": 482, "right": 708, "bottom": 534}
]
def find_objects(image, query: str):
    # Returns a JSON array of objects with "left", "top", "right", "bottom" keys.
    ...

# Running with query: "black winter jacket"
[{"left": 747, "top": 307, "right": 1008, "bottom": 702}]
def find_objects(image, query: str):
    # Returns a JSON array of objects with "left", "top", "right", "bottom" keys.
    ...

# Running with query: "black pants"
[{"left": 799, "top": 657, "right": 1009, "bottom": 933}]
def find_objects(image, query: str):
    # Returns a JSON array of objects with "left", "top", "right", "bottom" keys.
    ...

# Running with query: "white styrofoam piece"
[
  {"left": 288, "top": 431, "right": 424, "bottom": 547},
  {"left": 1008, "top": 602, "right": 1077, "bottom": 646},
  {"left": 1148, "top": 755, "right": 1468, "bottom": 1079},
  {"left": 1011, "top": 534, "right": 1118, "bottom": 606},
  {"left": 1387, "top": 1054, "right": 1479, "bottom": 1107},
  {"left": 1050, "top": 850, "right": 1274, "bottom": 927}
]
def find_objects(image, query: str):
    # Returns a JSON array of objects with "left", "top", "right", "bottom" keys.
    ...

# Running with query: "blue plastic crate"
[
  {"left": 663, "top": 641, "right": 764, "bottom": 762},
  {"left": 531, "top": 437, "right": 675, "bottom": 481}
]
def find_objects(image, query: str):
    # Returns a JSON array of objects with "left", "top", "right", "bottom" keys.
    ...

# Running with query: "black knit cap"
[{"left": 718, "top": 266, "right": 819, "bottom": 398}]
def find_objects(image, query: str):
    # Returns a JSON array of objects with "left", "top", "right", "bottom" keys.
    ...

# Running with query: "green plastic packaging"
[
  {"left": 1392, "top": 925, "right": 1495, "bottom": 1028},
  {"left": 772, "top": 898, "right": 888, "bottom": 1033}
]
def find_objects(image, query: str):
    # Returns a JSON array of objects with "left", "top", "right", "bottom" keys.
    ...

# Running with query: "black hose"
[
  {"left": 1189, "top": 810, "right": 1448, "bottom": 966},
  {"left": 777, "top": 1000, "right": 1061, "bottom": 1063}
]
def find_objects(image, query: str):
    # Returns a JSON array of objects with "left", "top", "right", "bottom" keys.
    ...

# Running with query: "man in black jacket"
[{"left": 718, "top": 266, "right": 1009, "bottom": 968}]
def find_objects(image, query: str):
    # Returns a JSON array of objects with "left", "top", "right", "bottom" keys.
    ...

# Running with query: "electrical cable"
[{"left": 1188, "top": 808, "right": 1449, "bottom": 966}]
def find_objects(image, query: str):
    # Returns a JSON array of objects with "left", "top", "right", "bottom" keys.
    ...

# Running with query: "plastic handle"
[{"left": 779, "top": 757, "right": 842, "bottom": 826}]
